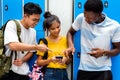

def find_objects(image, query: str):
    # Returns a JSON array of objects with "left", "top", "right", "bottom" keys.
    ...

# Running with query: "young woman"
[{"left": 36, "top": 12, "right": 71, "bottom": 80}]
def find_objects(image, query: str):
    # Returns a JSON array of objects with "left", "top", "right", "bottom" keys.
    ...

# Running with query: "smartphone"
[{"left": 56, "top": 55, "right": 63, "bottom": 59}]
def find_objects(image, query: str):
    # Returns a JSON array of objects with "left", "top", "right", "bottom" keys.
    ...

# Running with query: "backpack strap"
[
  {"left": 13, "top": 20, "right": 26, "bottom": 59},
  {"left": 13, "top": 20, "right": 24, "bottom": 54},
  {"left": 4, "top": 20, "right": 22, "bottom": 60},
  {"left": 38, "top": 38, "right": 48, "bottom": 73},
  {"left": 1, "top": 20, "right": 11, "bottom": 31},
  {"left": 38, "top": 38, "right": 48, "bottom": 59},
  {"left": 13, "top": 20, "right": 21, "bottom": 42}
]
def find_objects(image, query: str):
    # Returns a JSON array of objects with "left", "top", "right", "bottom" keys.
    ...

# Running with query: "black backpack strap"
[
  {"left": 39, "top": 38, "right": 48, "bottom": 45},
  {"left": 1, "top": 20, "right": 11, "bottom": 31},
  {"left": 38, "top": 38, "right": 48, "bottom": 73},
  {"left": 38, "top": 38, "right": 48, "bottom": 59}
]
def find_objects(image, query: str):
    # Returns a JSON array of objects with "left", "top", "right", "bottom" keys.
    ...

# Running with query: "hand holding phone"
[{"left": 55, "top": 55, "right": 63, "bottom": 59}]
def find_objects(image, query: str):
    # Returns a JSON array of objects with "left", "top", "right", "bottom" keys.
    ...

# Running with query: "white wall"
[{"left": 45, "top": 0, "right": 73, "bottom": 36}]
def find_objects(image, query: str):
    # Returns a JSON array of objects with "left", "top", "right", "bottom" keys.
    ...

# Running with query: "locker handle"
[
  {"left": 4, "top": 5, "right": 8, "bottom": 11},
  {"left": 78, "top": 2, "right": 82, "bottom": 8},
  {"left": 77, "top": 52, "right": 80, "bottom": 58},
  {"left": 104, "top": 1, "right": 108, "bottom": 8}
]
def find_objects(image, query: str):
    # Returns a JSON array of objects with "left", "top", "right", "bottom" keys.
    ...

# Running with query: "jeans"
[{"left": 44, "top": 68, "right": 69, "bottom": 80}]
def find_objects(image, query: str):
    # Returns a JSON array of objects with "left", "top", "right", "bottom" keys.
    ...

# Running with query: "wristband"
[{"left": 34, "top": 44, "right": 38, "bottom": 50}]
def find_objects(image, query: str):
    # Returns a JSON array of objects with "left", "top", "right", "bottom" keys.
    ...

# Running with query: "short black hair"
[
  {"left": 84, "top": 0, "right": 103, "bottom": 13},
  {"left": 24, "top": 2, "right": 42, "bottom": 15}
]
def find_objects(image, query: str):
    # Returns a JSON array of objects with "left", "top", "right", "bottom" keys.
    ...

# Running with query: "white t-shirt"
[
  {"left": 4, "top": 20, "right": 37, "bottom": 75},
  {"left": 72, "top": 13, "right": 120, "bottom": 71}
]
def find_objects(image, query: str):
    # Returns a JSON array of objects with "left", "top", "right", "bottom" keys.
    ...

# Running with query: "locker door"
[
  {"left": 103, "top": 1, "right": 120, "bottom": 80},
  {"left": 103, "top": 0, "right": 120, "bottom": 22},
  {"left": 24, "top": 0, "right": 45, "bottom": 42},
  {"left": 73, "top": 0, "right": 85, "bottom": 80},
  {"left": 0, "top": 0, "right": 22, "bottom": 27}
]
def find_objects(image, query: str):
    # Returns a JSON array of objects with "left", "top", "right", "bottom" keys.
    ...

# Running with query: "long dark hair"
[{"left": 43, "top": 11, "right": 60, "bottom": 31}]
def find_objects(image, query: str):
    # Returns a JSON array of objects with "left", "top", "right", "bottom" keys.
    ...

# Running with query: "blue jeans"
[{"left": 44, "top": 68, "right": 69, "bottom": 80}]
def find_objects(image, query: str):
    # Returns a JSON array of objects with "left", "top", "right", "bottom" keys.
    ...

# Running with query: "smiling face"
[
  {"left": 48, "top": 20, "right": 61, "bottom": 38},
  {"left": 23, "top": 14, "right": 40, "bottom": 28},
  {"left": 84, "top": 11, "right": 100, "bottom": 24}
]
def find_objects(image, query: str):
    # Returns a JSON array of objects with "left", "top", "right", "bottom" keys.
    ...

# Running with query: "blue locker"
[
  {"left": 73, "top": 0, "right": 120, "bottom": 80},
  {"left": 24, "top": 0, "right": 45, "bottom": 71},
  {"left": 103, "top": 1, "right": 120, "bottom": 80},
  {"left": 73, "top": 0, "right": 85, "bottom": 80},
  {"left": 0, "top": 0, "right": 22, "bottom": 28}
]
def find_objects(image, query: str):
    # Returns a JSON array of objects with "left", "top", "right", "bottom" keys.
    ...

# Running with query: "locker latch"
[
  {"left": 77, "top": 52, "right": 80, "bottom": 58},
  {"left": 4, "top": 5, "right": 8, "bottom": 11}
]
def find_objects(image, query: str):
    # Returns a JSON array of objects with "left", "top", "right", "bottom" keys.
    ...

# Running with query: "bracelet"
[{"left": 34, "top": 44, "right": 38, "bottom": 50}]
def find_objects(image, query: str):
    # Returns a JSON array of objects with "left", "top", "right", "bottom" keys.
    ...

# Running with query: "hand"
[
  {"left": 88, "top": 48, "right": 105, "bottom": 58},
  {"left": 51, "top": 56, "right": 62, "bottom": 63},
  {"left": 13, "top": 58, "right": 23, "bottom": 66},
  {"left": 36, "top": 44, "right": 50, "bottom": 52},
  {"left": 64, "top": 47, "right": 75, "bottom": 58},
  {"left": 58, "top": 59, "right": 65, "bottom": 65}
]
